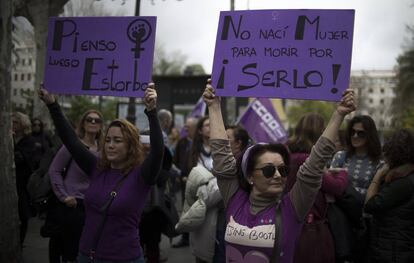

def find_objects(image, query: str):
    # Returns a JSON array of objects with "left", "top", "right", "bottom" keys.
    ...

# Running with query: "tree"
[
  {"left": 183, "top": 63, "right": 205, "bottom": 75},
  {"left": 0, "top": 1, "right": 22, "bottom": 261},
  {"left": 153, "top": 42, "right": 187, "bottom": 75},
  {"left": 14, "top": 0, "right": 70, "bottom": 126},
  {"left": 400, "top": 105, "right": 414, "bottom": 131},
  {"left": 393, "top": 25, "right": 414, "bottom": 124},
  {"left": 287, "top": 100, "right": 335, "bottom": 128}
]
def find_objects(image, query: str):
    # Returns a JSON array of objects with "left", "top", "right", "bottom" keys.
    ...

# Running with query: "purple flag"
[
  {"left": 237, "top": 98, "right": 288, "bottom": 143},
  {"left": 189, "top": 97, "right": 207, "bottom": 118},
  {"left": 44, "top": 16, "right": 156, "bottom": 97},
  {"left": 212, "top": 9, "right": 355, "bottom": 101},
  {"left": 180, "top": 97, "right": 207, "bottom": 138}
]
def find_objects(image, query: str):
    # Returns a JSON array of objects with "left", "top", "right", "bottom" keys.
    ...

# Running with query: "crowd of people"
[{"left": 11, "top": 80, "right": 414, "bottom": 263}]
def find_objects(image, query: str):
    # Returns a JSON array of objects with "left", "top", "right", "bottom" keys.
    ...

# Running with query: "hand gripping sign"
[
  {"left": 44, "top": 16, "right": 156, "bottom": 97},
  {"left": 211, "top": 9, "right": 355, "bottom": 101}
]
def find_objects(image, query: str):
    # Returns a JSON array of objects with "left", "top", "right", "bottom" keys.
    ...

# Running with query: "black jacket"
[{"left": 365, "top": 172, "right": 414, "bottom": 263}]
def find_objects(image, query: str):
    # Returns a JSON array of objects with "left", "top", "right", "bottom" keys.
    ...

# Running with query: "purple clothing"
[
  {"left": 49, "top": 146, "right": 91, "bottom": 202},
  {"left": 79, "top": 166, "right": 151, "bottom": 261},
  {"left": 225, "top": 189, "right": 303, "bottom": 263}
]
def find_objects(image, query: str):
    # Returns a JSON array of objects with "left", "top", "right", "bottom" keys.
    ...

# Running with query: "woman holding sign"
[
  {"left": 203, "top": 79, "right": 355, "bottom": 263},
  {"left": 39, "top": 84, "right": 163, "bottom": 263}
]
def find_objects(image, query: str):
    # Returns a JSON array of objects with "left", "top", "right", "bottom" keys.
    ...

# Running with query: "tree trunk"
[
  {"left": 15, "top": 0, "right": 69, "bottom": 126},
  {"left": 0, "top": 0, "right": 23, "bottom": 262}
]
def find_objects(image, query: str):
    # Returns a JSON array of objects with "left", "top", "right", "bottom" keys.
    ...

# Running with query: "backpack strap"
[
  {"left": 89, "top": 174, "right": 129, "bottom": 261},
  {"left": 270, "top": 202, "right": 283, "bottom": 263}
]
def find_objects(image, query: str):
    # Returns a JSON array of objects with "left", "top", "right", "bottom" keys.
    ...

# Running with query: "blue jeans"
[{"left": 77, "top": 253, "right": 145, "bottom": 263}]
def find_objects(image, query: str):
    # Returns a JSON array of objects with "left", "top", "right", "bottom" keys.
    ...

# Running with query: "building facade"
[{"left": 350, "top": 70, "right": 396, "bottom": 130}]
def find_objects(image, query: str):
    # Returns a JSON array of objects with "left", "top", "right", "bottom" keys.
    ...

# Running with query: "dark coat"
[{"left": 365, "top": 173, "right": 414, "bottom": 263}]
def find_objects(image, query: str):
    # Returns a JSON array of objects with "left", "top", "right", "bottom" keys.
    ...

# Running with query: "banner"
[
  {"left": 212, "top": 9, "right": 355, "bottom": 101},
  {"left": 237, "top": 98, "right": 288, "bottom": 143},
  {"left": 44, "top": 16, "right": 156, "bottom": 97}
]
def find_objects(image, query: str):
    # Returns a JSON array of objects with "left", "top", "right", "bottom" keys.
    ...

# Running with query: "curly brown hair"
[
  {"left": 383, "top": 129, "right": 414, "bottom": 169},
  {"left": 98, "top": 119, "right": 144, "bottom": 174}
]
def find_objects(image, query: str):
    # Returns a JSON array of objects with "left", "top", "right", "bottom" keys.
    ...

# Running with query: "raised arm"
[
  {"left": 203, "top": 80, "right": 239, "bottom": 205},
  {"left": 140, "top": 84, "right": 164, "bottom": 185},
  {"left": 38, "top": 88, "right": 96, "bottom": 175},
  {"left": 290, "top": 89, "right": 356, "bottom": 220}
]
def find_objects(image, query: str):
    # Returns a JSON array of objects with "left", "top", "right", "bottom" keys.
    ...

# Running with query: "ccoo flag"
[{"left": 237, "top": 98, "right": 288, "bottom": 143}]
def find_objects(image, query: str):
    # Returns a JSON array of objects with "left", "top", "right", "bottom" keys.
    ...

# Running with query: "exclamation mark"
[
  {"left": 216, "top": 59, "right": 228, "bottom": 89},
  {"left": 331, "top": 64, "right": 341, "bottom": 94}
]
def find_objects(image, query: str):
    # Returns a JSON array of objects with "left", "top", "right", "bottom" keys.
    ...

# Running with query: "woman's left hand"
[{"left": 144, "top": 83, "right": 157, "bottom": 111}]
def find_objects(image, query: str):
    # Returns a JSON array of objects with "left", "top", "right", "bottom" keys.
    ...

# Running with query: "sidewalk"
[
  {"left": 22, "top": 192, "right": 193, "bottom": 263},
  {"left": 22, "top": 217, "right": 193, "bottom": 263}
]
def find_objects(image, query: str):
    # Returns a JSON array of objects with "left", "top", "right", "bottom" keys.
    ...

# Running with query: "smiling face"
[
  {"left": 248, "top": 151, "right": 287, "bottom": 197},
  {"left": 350, "top": 122, "right": 367, "bottom": 150},
  {"left": 104, "top": 126, "right": 128, "bottom": 168}
]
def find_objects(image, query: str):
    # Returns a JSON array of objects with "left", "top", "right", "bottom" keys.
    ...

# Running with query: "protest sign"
[
  {"left": 237, "top": 98, "right": 288, "bottom": 143},
  {"left": 212, "top": 9, "right": 354, "bottom": 101},
  {"left": 44, "top": 16, "right": 156, "bottom": 97}
]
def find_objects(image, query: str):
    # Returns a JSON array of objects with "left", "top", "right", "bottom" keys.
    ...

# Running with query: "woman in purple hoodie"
[{"left": 39, "top": 84, "right": 163, "bottom": 263}]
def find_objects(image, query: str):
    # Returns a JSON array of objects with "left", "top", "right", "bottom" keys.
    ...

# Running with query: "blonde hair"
[
  {"left": 76, "top": 109, "right": 104, "bottom": 149},
  {"left": 98, "top": 119, "right": 144, "bottom": 174},
  {"left": 12, "top": 112, "right": 32, "bottom": 135}
]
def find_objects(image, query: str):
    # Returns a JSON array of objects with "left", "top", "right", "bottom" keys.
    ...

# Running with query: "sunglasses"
[
  {"left": 351, "top": 129, "right": 366, "bottom": 138},
  {"left": 85, "top": 117, "right": 102, "bottom": 124},
  {"left": 254, "top": 164, "right": 288, "bottom": 178}
]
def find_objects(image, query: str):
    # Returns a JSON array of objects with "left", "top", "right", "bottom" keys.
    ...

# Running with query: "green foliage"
[
  {"left": 184, "top": 64, "right": 206, "bottom": 75},
  {"left": 66, "top": 96, "right": 119, "bottom": 125},
  {"left": 153, "top": 43, "right": 187, "bottom": 75},
  {"left": 66, "top": 96, "right": 97, "bottom": 124},
  {"left": 393, "top": 26, "right": 414, "bottom": 119},
  {"left": 400, "top": 105, "right": 414, "bottom": 132},
  {"left": 287, "top": 100, "right": 335, "bottom": 127},
  {"left": 100, "top": 99, "right": 118, "bottom": 122}
]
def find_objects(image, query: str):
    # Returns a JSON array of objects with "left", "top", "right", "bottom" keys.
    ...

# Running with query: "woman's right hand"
[
  {"left": 203, "top": 79, "right": 220, "bottom": 107},
  {"left": 38, "top": 85, "right": 56, "bottom": 105}
]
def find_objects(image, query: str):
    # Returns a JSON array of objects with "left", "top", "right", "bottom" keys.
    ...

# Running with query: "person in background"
[
  {"left": 330, "top": 115, "right": 382, "bottom": 196},
  {"left": 13, "top": 112, "right": 41, "bottom": 246},
  {"left": 286, "top": 113, "right": 348, "bottom": 263},
  {"left": 31, "top": 117, "right": 53, "bottom": 157},
  {"left": 47, "top": 109, "right": 103, "bottom": 263},
  {"left": 330, "top": 115, "right": 382, "bottom": 262},
  {"left": 203, "top": 79, "right": 356, "bottom": 263},
  {"left": 158, "top": 109, "right": 173, "bottom": 149},
  {"left": 39, "top": 84, "right": 163, "bottom": 263},
  {"left": 172, "top": 116, "right": 198, "bottom": 248},
  {"left": 213, "top": 125, "right": 251, "bottom": 263},
  {"left": 168, "top": 127, "right": 180, "bottom": 153},
  {"left": 365, "top": 129, "right": 414, "bottom": 263},
  {"left": 139, "top": 132, "right": 173, "bottom": 263}
]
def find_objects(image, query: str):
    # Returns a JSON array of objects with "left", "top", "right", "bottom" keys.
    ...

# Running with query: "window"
[
  {"left": 13, "top": 89, "right": 17, "bottom": 96},
  {"left": 22, "top": 59, "right": 25, "bottom": 66},
  {"left": 20, "top": 89, "right": 24, "bottom": 96},
  {"left": 27, "top": 73, "right": 31, "bottom": 81},
  {"left": 380, "top": 99, "right": 384, "bottom": 104},
  {"left": 21, "top": 74, "right": 24, "bottom": 81},
  {"left": 369, "top": 99, "right": 373, "bottom": 104},
  {"left": 28, "top": 58, "right": 32, "bottom": 65},
  {"left": 14, "top": 74, "right": 18, "bottom": 81},
  {"left": 380, "top": 88, "right": 384, "bottom": 93},
  {"left": 369, "top": 88, "right": 373, "bottom": 93}
]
